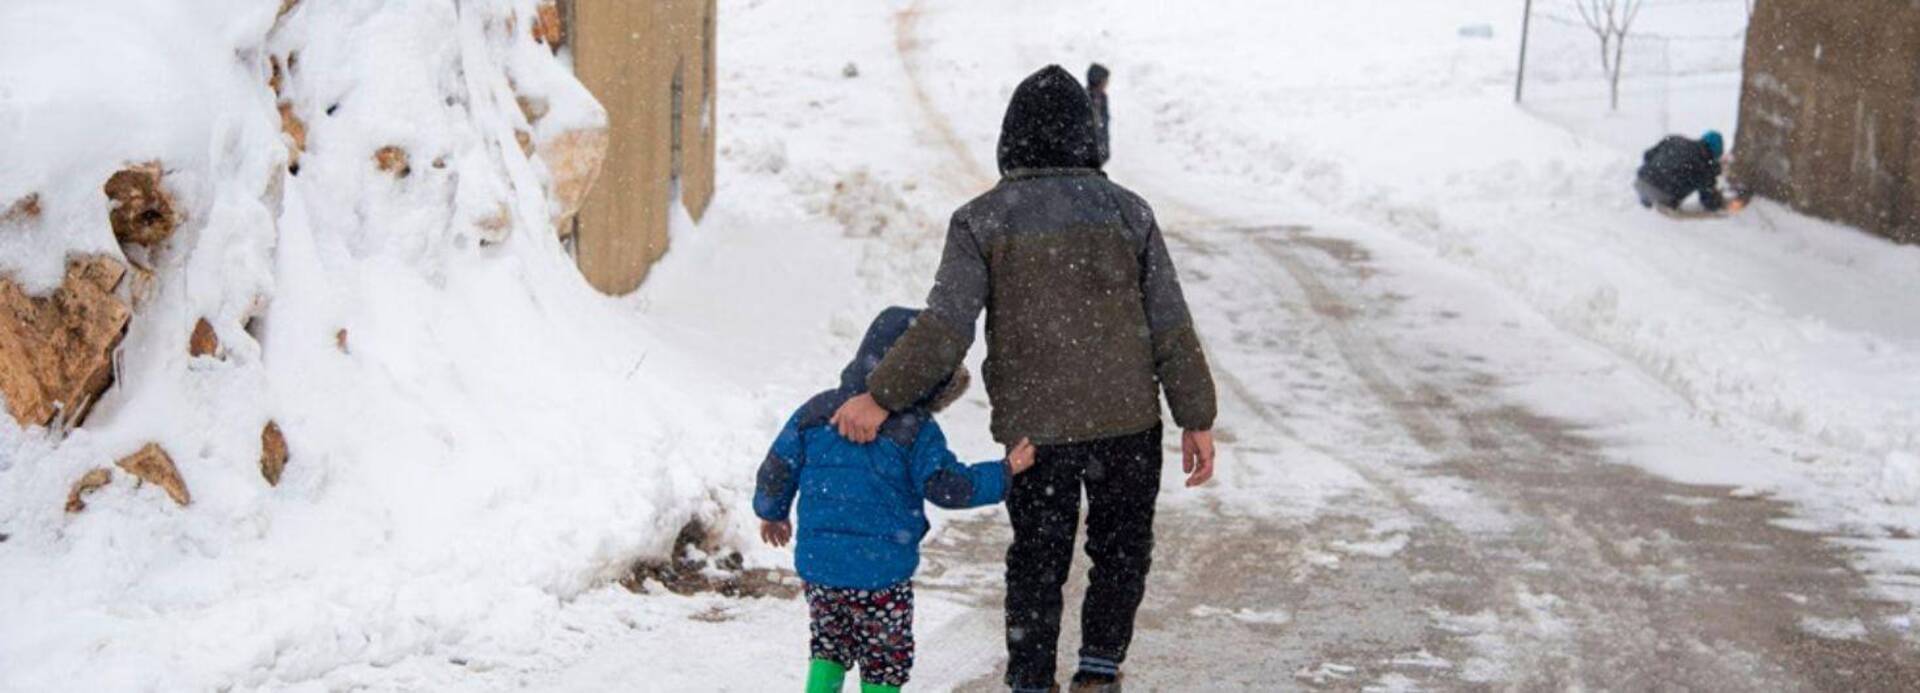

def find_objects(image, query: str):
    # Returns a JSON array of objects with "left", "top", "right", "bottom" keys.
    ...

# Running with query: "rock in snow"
[
  {"left": 63, "top": 467, "right": 112, "bottom": 513},
  {"left": 373, "top": 145, "right": 411, "bottom": 178},
  {"left": 278, "top": 101, "right": 307, "bottom": 170},
  {"left": 538, "top": 128, "right": 608, "bottom": 230},
  {"left": 0, "top": 255, "right": 131, "bottom": 430},
  {"left": 0, "top": 1, "right": 712, "bottom": 688},
  {"left": 115, "top": 443, "right": 190, "bottom": 507},
  {"left": 102, "top": 163, "right": 179, "bottom": 247},
  {"left": 259, "top": 420, "right": 289, "bottom": 486},
  {"left": 188, "top": 317, "right": 219, "bottom": 358},
  {"left": 531, "top": 0, "right": 565, "bottom": 51},
  {"left": 1, "top": 193, "right": 39, "bottom": 225}
]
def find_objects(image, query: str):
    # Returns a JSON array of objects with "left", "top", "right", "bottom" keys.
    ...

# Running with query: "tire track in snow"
[
  {"left": 893, "top": 1, "right": 994, "bottom": 194},
  {"left": 1150, "top": 206, "right": 1920, "bottom": 689}
]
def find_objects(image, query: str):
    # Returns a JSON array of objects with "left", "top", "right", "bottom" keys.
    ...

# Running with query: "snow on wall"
[{"left": 0, "top": 1, "right": 744, "bottom": 689}]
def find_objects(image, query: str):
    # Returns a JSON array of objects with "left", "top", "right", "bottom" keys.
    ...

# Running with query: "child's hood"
[
  {"left": 790, "top": 307, "right": 952, "bottom": 443},
  {"left": 840, "top": 307, "right": 920, "bottom": 393},
  {"left": 839, "top": 306, "right": 957, "bottom": 411}
]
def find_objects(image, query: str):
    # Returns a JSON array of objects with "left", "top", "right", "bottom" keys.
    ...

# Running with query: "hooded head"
[
  {"left": 1086, "top": 63, "right": 1110, "bottom": 91},
  {"left": 997, "top": 65, "right": 1103, "bottom": 175},
  {"left": 1701, "top": 130, "right": 1725, "bottom": 159}
]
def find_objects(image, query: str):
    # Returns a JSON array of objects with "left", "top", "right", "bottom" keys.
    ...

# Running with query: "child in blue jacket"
[{"left": 754, "top": 307, "right": 1035, "bottom": 693}]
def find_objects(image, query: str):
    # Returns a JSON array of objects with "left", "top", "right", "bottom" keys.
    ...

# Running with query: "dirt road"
[{"left": 894, "top": 2, "right": 1920, "bottom": 690}]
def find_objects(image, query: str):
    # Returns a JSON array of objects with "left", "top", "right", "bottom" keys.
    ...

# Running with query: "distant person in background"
[
  {"left": 1086, "top": 63, "right": 1112, "bottom": 166},
  {"left": 1635, "top": 130, "right": 1736, "bottom": 214}
]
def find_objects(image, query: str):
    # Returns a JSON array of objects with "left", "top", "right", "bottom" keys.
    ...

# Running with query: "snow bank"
[
  {"left": 0, "top": 1, "right": 757, "bottom": 689},
  {"left": 1882, "top": 453, "right": 1920, "bottom": 507},
  {"left": 1079, "top": 0, "right": 1920, "bottom": 465}
]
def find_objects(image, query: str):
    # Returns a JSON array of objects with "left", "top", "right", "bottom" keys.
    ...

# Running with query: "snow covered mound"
[
  {"left": 1079, "top": 0, "right": 1920, "bottom": 464},
  {"left": 0, "top": 1, "right": 748, "bottom": 689}
]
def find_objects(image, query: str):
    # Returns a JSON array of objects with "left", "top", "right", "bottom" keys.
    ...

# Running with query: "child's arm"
[
  {"left": 752, "top": 412, "right": 809, "bottom": 523},
  {"left": 909, "top": 421, "right": 1016, "bottom": 509}
]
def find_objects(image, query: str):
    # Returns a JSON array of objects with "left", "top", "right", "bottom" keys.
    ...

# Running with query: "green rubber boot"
[
  {"left": 806, "top": 659, "right": 847, "bottom": 693},
  {"left": 859, "top": 683, "right": 902, "bottom": 693}
]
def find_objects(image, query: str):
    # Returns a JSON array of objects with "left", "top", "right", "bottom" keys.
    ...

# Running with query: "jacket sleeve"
[
  {"left": 1697, "top": 159, "right": 1726, "bottom": 212},
  {"left": 1697, "top": 186, "right": 1726, "bottom": 212},
  {"left": 868, "top": 212, "right": 986, "bottom": 411},
  {"left": 752, "top": 412, "right": 809, "bottom": 522},
  {"left": 909, "top": 421, "right": 1010, "bottom": 510},
  {"left": 1138, "top": 207, "right": 1218, "bottom": 431}
]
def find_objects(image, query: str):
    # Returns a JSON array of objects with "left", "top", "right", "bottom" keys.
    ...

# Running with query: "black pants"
[{"left": 1004, "top": 425, "right": 1162, "bottom": 688}]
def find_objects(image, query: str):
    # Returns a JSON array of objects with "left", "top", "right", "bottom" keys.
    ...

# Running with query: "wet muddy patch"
[{"left": 619, "top": 520, "right": 799, "bottom": 599}]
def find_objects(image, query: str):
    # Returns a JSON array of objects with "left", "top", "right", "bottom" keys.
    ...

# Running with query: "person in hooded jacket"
[
  {"left": 829, "top": 65, "right": 1218, "bottom": 693},
  {"left": 755, "top": 307, "right": 1037, "bottom": 693},
  {"left": 1087, "top": 63, "right": 1112, "bottom": 165},
  {"left": 1636, "top": 130, "right": 1730, "bottom": 212}
]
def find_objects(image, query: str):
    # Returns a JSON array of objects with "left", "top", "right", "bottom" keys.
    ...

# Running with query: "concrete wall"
[
  {"left": 1735, "top": 0, "right": 1920, "bottom": 243},
  {"left": 568, "top": 0, "right": 717, "bottom": 295}
]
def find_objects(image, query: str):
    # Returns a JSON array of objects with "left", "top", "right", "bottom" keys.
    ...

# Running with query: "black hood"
[
  {"left": 996, "top": 65, "right": 1102, "bottom": 175},
  {"left": 1086, "top": 63, "right": 1110, "bottom": 90}
]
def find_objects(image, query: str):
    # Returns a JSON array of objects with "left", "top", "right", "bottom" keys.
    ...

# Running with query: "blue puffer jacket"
[{"left": 753, "top": 308, "right": 1010, "bottom": 590}]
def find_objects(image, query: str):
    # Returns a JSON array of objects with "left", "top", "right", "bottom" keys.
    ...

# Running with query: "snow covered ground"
[
  {"left": 1, "top": 0, "right": 790, "bottom": 689},
  {"left": 539, "top": 0, "right": 1920, "bottom": 687},
  {"left": 4, "top": 0, "right": 1918, "bottom": 690}
]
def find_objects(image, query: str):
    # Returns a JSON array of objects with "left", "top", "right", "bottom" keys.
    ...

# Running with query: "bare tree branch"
[
  {"left": 1573, "top": 0, "right": 1612, "bottom": 73},
  {"left": 1621, "top": 0, "right": 1646, "bottom": 34},
  {"left": 1568, "top": 0, "right": 1643, "bottom": 110}
]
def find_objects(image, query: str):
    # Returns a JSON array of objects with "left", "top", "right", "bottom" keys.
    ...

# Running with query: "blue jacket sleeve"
[
  {"left": 909, "top": 421, "right": 1010, "bottom": 509},
  {"left": 752, "top": 412, "right": 808, "bottom": 522}
]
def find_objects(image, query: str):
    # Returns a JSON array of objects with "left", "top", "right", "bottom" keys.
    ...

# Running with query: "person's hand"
[
  {"left": 831, "top": 393, "right": 889, "bottom": 444},
  {"left": 760, "top": 520, "right": 792, "bottom": 548},
  {"left": 1007, "top": 438, "right": 1036, "bottom": 475},
  {"left": 1181, "top": 429, "right": 1215, "bottom": 487}
]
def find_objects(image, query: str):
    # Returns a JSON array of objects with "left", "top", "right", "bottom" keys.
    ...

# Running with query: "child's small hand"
[
  {"left": 1007, "top": 438, "right": 1036, "bottom": 475},
  {"left": 760, "top": 520, "right": 792, "bottom": 548}
]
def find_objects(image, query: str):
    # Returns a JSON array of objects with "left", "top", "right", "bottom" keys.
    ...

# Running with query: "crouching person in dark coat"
[
  {"left": 1636, "top": 130, "right": 1729, "bottom": 212},
  {"left": 755, "top": 307, "right": 1036, "bottom": 693},
  {"left": 1087, "top": 63, "right": 1112, "bottom": 166},
  {"left": 830, "top": 65, "right": 1220, "bottom": 693}
]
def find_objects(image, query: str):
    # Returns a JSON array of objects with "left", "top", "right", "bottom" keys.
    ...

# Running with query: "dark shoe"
[{"left": 1067, "top": 674, "right": 1122, "bottom": 693}]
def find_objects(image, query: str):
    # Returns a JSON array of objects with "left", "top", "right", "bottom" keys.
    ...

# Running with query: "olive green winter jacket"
[{"left": 866, "top": 66, "right": 1215, "bottom": 445}]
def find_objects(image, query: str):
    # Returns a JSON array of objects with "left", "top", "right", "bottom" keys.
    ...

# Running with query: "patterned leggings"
[{"left": 806, "top": 582, "right": 915, "bottom": 686}]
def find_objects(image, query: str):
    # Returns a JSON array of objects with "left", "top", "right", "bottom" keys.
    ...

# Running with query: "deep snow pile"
[{"left": 0, "top": 1, "right": 759, "bottom": 689}]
